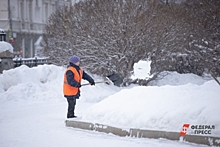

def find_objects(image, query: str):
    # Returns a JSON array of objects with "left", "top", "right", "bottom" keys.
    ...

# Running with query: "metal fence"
[{"left": 13, "top": 57, "right": 50, "bottom": 68}]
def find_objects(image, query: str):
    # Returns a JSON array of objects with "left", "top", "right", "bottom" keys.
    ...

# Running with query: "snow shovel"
[
  {"left": 81, "top": 77, "right": 113, "bottom": 86},
  {"left": 107, "top": 73, "right": 123, "bottom": 86}
]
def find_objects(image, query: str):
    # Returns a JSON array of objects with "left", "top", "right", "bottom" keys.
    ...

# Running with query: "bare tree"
[{"left": 44, "top": 0, "right": 161, "bottom": 79}]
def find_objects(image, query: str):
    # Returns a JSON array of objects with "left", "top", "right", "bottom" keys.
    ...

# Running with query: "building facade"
[{"left": 0, "top": 0, "right": 73, "bottom": 58}]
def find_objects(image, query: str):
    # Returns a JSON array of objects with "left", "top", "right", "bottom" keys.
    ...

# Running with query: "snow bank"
[
  {"left": 0, "top": 65, "right": 120, "bottom": 102},
  {"left": 0, "top": 65, "right": 64, "bottom": 102},
  {"left": 83, "top": 81, "right": 220, "bottom": 136},
  {"left": 0, "top": 65, "right": 64, "bottom": 91},
  {"left": 148, "top": 71, "right": 210, "bottom": 86}
]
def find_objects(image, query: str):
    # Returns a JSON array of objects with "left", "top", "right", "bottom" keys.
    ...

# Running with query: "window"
[
  {"left": 29, "top": 0, "right": 33, "bottom": 21},
  {"left": 36, "top": 0, "right": 39, "bottom": 6},
  {"left": 20, "top": 0, "right": 24, "bottom": 20},
  {"left": 43, "top": 3, "right": 48, "bottom": 22}
]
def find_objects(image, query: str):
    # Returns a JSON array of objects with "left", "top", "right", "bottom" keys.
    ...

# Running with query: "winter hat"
[{"left": 69, "top": 55, "right": 80, "bottom": 64}]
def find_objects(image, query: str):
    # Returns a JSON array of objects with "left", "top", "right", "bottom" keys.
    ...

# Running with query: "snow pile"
[
  {"left": 0, "top": 64, "right": 120, "bottom": 102},
  {"left": 0, "top": 41, "right": 13, "bottom": 53},
  {"left": 0, "top": 65, "right": 64, "bottom": 92},
  {"left": 148, "top": 71, "right": 210, "bottom": 86},
  {"left": 83, "top": 81, "right": 220, "bottom": 137},
  {"left": 0, "top": 65, "right": 66, "bottom": 103}
]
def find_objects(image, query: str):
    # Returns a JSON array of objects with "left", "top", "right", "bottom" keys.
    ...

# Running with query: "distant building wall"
[
  {"left": 0, "top": 0, "right": 73, "bottom": 58},
  {"left": 0, "top": 58, "right": 14, "bottom": 73}
]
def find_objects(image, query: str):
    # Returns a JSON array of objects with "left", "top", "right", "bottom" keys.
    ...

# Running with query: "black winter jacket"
[{"left": 64, "top": 63, "right": 94, "bottom": 99}]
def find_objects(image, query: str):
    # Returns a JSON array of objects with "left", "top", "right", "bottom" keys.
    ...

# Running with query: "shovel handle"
[
  {"left": 81, "top": 80, "right": 109, "bottom": 86},
  {"left": 210, "top": 72, "right": 220, "bottom": 86}
]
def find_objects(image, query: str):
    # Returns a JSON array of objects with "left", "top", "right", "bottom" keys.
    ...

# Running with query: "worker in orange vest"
[{"left": 63, "top": 55, "right": 95, "bottom": 118}]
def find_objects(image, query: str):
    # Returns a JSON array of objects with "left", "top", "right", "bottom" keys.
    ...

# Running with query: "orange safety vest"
[{"left": 63, "top": 66, "right": 83, "bottom": 96}]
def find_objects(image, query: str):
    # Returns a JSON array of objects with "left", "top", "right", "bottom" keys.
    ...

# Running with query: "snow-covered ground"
[{"left": 0, "top": 61, "right": 219, "bottom": 147}]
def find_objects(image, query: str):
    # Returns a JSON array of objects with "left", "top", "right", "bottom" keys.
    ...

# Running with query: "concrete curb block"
[
  {"left": 65, "top": 120, "right": 220, "bottom": 146},
  {"left": 94, "top": 123, "right": 130, "bottom": 137},
  {"left": 130, "top": 129, "right": 180, "bottom": 140},
  {"left": 65, "top": 120, "right": 94, "bottom": 130}
]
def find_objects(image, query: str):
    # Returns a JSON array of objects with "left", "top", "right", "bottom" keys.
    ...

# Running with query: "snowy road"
[
  {"left": 1, "top": 64, "right": 218, "bottom": 147},
  {"left": 0, "top": 100, "right": 207, "bottom": 147}
]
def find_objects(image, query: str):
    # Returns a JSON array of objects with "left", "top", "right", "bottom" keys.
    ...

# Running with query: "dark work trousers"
[{"left": 67, "top": 98, "right": 76, "bottom": 118}]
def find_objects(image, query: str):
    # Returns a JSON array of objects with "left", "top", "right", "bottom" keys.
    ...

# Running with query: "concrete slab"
[
  {"left": 130, "top": 129, "right": 180, "bottom": 140},
  {"left": 184, "top": 135, "right": 220, "bottom": 146},
  {"left": 65, "top": 120, "right": 94, "bottom": 130}
]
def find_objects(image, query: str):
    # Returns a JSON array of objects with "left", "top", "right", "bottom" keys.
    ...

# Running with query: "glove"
[
  {"left": 77, "top": 83, "right": 81, "bottom": 88},
  {"left": 90, "top": 80, "right": 95, "bottom": 86}
]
